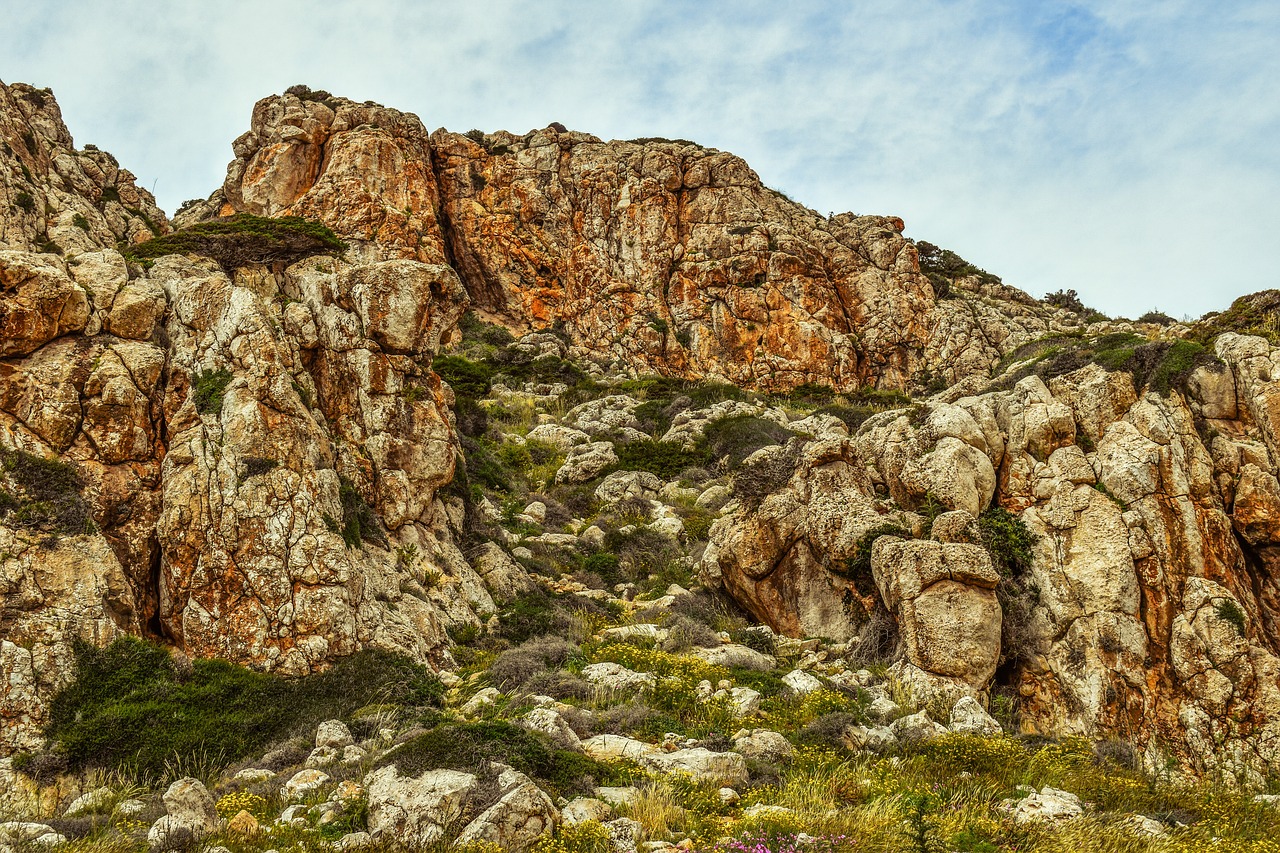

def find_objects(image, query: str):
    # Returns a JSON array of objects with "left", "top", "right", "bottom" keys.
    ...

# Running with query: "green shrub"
[
  {"left": 191, "top": 367, "right": 233, "bottom": 414},
  {"left": 459, "top": 311, "right": 515, "bottom": 347},
  {"left": 977, "top": 506, "right": 1035, "bottom": 577},
  {"left": 840, "top": 524, "right": 910, "bottom": 597},
  {"left": 701, "top": 415, "right": 793, "bottom": 467},
  {"left": 731, "top": 441, "right": 801, "bottom": 507},
  {"left": 680, "top": 507, "right": 716, "bottom": 541},
  {"left": 489, "top": 636, "right": 577, "bottom": 691},
  {"left": 787, "top": 383, "right": 835, "bottom": 405},
  {"left": 433, "top": 354, "right": 495, "bottom": 398},
  {"left": 328, "top": 476, "right": 386, "bottom": 549},
  {"left": 381, "top": 721, "right": 618, "bottom": 797},
  {"left": 497, "top": 589, "right": 573, "bottom": 644},
  {"left": 120, "top": 214, "right": 346, "bottom": 272},
  {"left": 72, "top": 213, "right": 90, "bottom": 231},
  {"left": 0, "top": 448, "right": 94, "bottom": 535},
  {"left": 614, "top": 440, "right": 710, "bottom": 480},
  {"left": 1216, "top": 599, "right": 1247, "bottom": 635},
  {"left": 1138, "top": 310, "right": 1175, "bottom": 326},
  {"left": 42, "top": 638, "right": 442, "bottom": 777},
  {"left": 915, "top": 241, "right": 1001, "bottom": 293},
  {"left": 582, "top": 552, "right": 622, "bottom": 584},
  {"left": 14, "top": 191, "right": 35, "bottom": 213}
]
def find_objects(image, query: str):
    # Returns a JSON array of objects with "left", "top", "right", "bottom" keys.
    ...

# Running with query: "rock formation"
[{"left": 4, "top": 80, "right": 1280, "bottom": 788}]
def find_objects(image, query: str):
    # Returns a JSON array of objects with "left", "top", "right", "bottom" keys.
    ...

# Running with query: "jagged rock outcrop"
[
  {"left": 7, "top": 79, "right": 1280, "bottom": 790},
  {"left": 702, "top": 334, "right": 1280, "bottom": 780},
  {"left": 204, "top": 89, "right": 1079, "bottom": 394},
  {"left": 0, "top": 81, "right": 491, "bottom": 752}
]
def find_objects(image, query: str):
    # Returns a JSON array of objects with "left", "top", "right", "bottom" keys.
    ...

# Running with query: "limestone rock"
[
  {"left": 456, "top": 766, "right": 560, "bottom": 852},
  {"left": 1011, "top": 788, "right": 1083, "bottom": 824},
  {"left": 732, "top": 729, "right": 794, "bottom": 763},
  {"left": 556, "top": 442, "right": 618, "bottom": 484},
  {"left": 949, "top": 696, "right": 1002, "bottom": 736},
  {"left": 365, "top": 765, "right": 479, "bottom": 848}
]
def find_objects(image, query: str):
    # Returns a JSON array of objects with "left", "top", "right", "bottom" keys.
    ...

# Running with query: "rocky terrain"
[{"left": 5, "top": 80, "right": 1280, "bottom": 851}]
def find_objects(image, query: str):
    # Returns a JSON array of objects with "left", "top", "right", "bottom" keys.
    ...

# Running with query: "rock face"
[
  {"left": 201, "top": 90, "right": 1078, "bottom": 395},
  {"left": 702, "top": 340, "right": 1280, "bottom": 781},
  {"left": 7, "top": 79, "right": 1280, "bottom": 789},
  {"left": 0, "top": 81, "right": 493, "bottom": 752}
]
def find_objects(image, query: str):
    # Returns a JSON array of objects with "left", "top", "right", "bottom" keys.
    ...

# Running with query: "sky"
[{"left": 4, "top": 1, "right": 1277, "bottom": 319}]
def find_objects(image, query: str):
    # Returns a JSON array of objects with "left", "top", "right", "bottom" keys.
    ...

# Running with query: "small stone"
[
  {"left": 281, "top": 769, "right": 331, "bottom": 801},
  {"left": 316, "top": 719, "right": 354, "bottom": 749}
]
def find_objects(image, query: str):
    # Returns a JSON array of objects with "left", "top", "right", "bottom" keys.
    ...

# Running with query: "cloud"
[{"left": 5, "top": 0, "right": 1277, "bottom": 318}]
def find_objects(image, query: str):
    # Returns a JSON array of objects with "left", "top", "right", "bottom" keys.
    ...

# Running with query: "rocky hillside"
[{"left": 7, "top": 79, "right": 1280, "bottom": 851}]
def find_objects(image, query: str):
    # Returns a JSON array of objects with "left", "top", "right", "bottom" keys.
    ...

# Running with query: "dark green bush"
[
  {"left": 582, "top": 552, "right": 622, "bottom": 584},
  {"left": 191, "top": 368, "right": 233, "bottom": 414},
  {"left": 14, "top": 191, "right": 35, "bottom": 213},
  {"left": 788, "top": 383, "right": 835, "bottom": 405},
  {"left": 1138, "top": 310, "right": 1175, "bottom": 326},
  {"left": 840, "top": 524, "right": 911, "bottom": 597},
  {"left": 915, "top": 241, "right": 1001, "bottom": 293},
  {"left": 0, "top": 448, "right": 94, "bottom": 535},
  {"left": 614, "top": 440, "right": 710, "bottom": 480},
  {"left": 42, "top": 638, "right": 442, "bottom": 777},
  {"left": 121, "top": 214, "right": 346, "bottom": 272},
  {"left": 702, "top": 415, "right": 793, "bottom": 467},
  {"left": 72, "top": 213, "right": 90, "bottom": 231},
  {"left": 433, "top": 355, "right": 495, "bottom": 398},
  {"left": 459, "top": 312, "right": 515, "bottom": 347},
  {"left": 977, "top": 506, "right": 1035, "bottom": 577},
  {"left": 1216, "top": 599, "right": 1247, "bottom": 635},
  {"left": 381, "top": 721, "right": 619, "bottom": 797},
  {"left": 327, "top": 476, "right": 386, "bottom": 549},
  {"left": 496, "top": 589, "right": 573, "bottom": 644}
]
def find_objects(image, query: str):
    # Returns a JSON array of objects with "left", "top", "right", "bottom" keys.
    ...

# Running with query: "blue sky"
[{"left": 5, "top": 0, "right": 1277, "bottom": 319}]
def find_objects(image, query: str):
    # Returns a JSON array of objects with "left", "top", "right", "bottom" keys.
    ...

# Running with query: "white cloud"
[{"left": 5, "top": 0, "right": 1277, "bottom": 318}]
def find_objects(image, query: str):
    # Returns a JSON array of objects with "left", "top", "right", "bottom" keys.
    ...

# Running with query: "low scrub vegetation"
[
  {"left": 0, "top": 447, "right": 95, "bottom": 536},
  {"left": 120, "top": 214, "right": 346, "bottom": 272},
  {"left": 26, "top": 637, "right": 442, "bottom": 778}
]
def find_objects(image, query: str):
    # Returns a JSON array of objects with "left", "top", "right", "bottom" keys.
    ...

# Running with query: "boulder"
[
  {"left": 949, "top": 696, "right": 1002, "bottom": 736},
  {"left": 456, "top": 766, "right": 560, "bottom": 851},
  {"left": 281, "top": 769, "right": 331, "bottom": 801},
  {"left": 556, "top": 442, "right": 619, "bottom": 484},
  {"left": 782, "top": 669, "right": 824, "bottom": 695},
  {"left": 732, "top": 729, "right": 794, "bottom": 763},
  {"left": 1011, "top": 787, "right": 1083, "bottom": 824},
  {"left": 365, "top": 765, "right": 480, "bottom": 847},
  {"left": 692, "top": 644, "right": 776, "bottom": 671},
  {"left": 595, "top": 470, "right": 664, "bottom": 504},
  {"left": 562, "top": 797, "right": 613, "bottom": 826},
  {"left": 583, "top": 662, "right": 657, "bottom": 692},
  {"left": 317, "top": 719, "right": 355, "bottom": 748}
]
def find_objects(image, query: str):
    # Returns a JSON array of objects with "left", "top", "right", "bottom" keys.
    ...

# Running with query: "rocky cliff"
[{"left": 4, "top": 81, "right": 1280, "bottom": 786}]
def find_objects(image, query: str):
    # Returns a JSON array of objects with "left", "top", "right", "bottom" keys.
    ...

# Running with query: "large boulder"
[{"left": 365, "top": 765, "right": 479, "bottom": 847}]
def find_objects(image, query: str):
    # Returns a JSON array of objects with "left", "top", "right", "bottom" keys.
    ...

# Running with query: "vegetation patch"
[
  {"left": 977, "top": 506, "right": 1036, "bottom": 577},
  {"left": 1193, "top": 290, "right": 1280, "bottom": 345},
  {"left": 380, "top": 721, "right": 620, "bottom": 798},
  {"left": 0, "top": 447, "right": 94, "bottom": 536},
  {"left": 120, "top": 214, "right": 346, "bottom": 272},
  {"left": 36, "top": 637, "right": 442, "bottom": 778},
  {"left": 325, "top": 476, "right": 387, "bottom": 549},
  {"left": 191, "top": 367, "right": 233, "bottom": 414},
  {"left": 614, "top": 439, "right": 711, "bottom": 480},
  {"left": 915, "top": 241, "right": 1001, "bottom": 298},
  {"left": 995, "top": 331, "right": 1222, "bottom": 397},
  {"left": 701, "top": 415, "right": 794, "bottom": 467}
]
